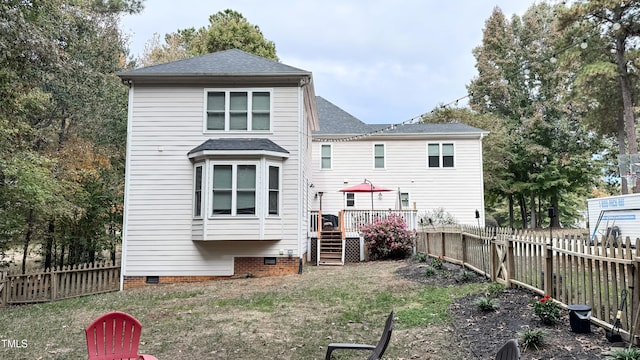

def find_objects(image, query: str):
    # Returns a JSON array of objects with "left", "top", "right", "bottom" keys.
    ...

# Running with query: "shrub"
[
  {"left": 423, "top": 266, "right": 437, "bottom": 277},
  {"left": 606, "top": 347, "right": 640, "bottom": 360},
  {"left": 487, "top": 282, "right": 506, "bottom": 298},
  {"left": 430, "top": 256, "right": 443, "bottom": 270},
  {"left": 531, "top": 295, "right": 561, "bottom": 325},
  {"left": 361, "top": 214, "right": 416, "bottom": 260},
  {"left": 519, "top": 328, "right": 545, "bottom": 351},
  {"left": 413, "top": 253, "right": 428, "bottom": 263},
  {"left": 455, "top": 270, "right": 476, "bottom": 283},
  {"left": 474, "top": 296, "right": 499, "bottom": 312}
]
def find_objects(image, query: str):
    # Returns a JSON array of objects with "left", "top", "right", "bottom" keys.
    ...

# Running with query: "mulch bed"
[{"left": 396, "top": 260, "right": 620, "bottom": 359}]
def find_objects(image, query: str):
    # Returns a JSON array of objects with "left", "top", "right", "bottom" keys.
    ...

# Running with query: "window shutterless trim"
[{"left": 203, "top": 88, "right": 273, "bottom": 133}]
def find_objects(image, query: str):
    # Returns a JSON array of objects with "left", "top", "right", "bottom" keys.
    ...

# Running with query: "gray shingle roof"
[
  {"left": 188, "top": 138, "right": 289, "bottom": 155},
  {"left": 118, "top": 49, "right": 311, "bottom": 78},
  {"left": 314, "top": 96, "right": 487, "bottom": 135}
]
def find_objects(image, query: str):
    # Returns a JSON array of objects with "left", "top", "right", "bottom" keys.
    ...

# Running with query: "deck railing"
[{"left": 309, "top": 209, "right": 418, "bottom": 235}]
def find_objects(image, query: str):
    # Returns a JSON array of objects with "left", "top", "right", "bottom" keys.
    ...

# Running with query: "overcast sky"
[{"left": 120, "top": 1, "right": 539, "bottom": 124}]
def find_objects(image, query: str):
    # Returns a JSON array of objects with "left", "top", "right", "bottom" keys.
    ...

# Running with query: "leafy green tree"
[
  {"left": 468, "top": 4, "right": 600, "bottom": 228},
  {"left": 140, "top": 9, "right": 278, "bottom": 66},
  {"left": 559, "top": 0, "right": 640, "bottom": 193},
  {"left": 0, "top": 0, "right": 139, "bottom": 269}
]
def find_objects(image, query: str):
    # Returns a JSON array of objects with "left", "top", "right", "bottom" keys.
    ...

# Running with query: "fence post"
[
  {"left": 632, "top": 250, "right": 640, "bottom": 345},
  {"left": 461, "top": 232, "right": 468, "bottom": 266},
  {"left": 490, "top": 238, "right": 498, "bottom": 282},
  {"left": 440, "top": 231, "right": 446, "bottom": 258},
  {"left": 0, "top": 271, "right": 6, "bottom": 308},
  {"left": 506, "top": 236, "right": 515, "bottom": 288},
  {"left": 544, "top": 238, "right": 553, "bottom": 296},
  {"left": 51, "top": 267, "right": 57, "bottom": 301}
]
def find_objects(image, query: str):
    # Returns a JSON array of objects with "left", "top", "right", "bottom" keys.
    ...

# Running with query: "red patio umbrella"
[{"left": 339, "top": 180, "right": 393, "bottom": 211}]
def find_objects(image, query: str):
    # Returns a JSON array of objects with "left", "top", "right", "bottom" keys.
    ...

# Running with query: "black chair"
[
  {"left": 325, "top": 311, "right": 394, "bottom": 360},
  {"left": 495, "top": 339, "right": 520, "bottom": 360}
]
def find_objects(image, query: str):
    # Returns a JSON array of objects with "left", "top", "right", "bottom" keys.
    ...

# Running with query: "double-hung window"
[
  {"left": 346, "top": 193, "right": 355, "bottom": 207},
  {"left": 212, "top": 163, "right": 257, "bottom": 216},
  {"left": 428, "top": 143, "right": 455, "bottom": 168},
  {"left": 193, "top": 165, "right": 203, "bottom": 217},
  {"left": 268, "top": 165, "right": 280, "bottom": 216},
  {"left": 374, "top": 144, "right": 385, "bottom": 168},
  {"left": 321, "top": 144, "right": 332, "bottom": 169},
  {"left": 400, "top": 192, "right": 409, "bottom": 209},
  {"left": 206, "top": 90, "right": 271, "bottom": 131}
]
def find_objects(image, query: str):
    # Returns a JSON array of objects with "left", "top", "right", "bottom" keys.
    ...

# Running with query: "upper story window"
[
  {"left": 374, "top": 144, "right": 385, "bottom": 169},
  {"left": 321, "top": 144, "right": 332, "bottom": 169},
  {"left": 428, "top": 143, "right": 455, "bottom": 168},
  {"left": 205, "top": 90, "right": 271, "bottom": 132}
]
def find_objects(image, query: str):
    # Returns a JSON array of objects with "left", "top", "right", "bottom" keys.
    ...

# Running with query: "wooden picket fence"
[
  {"left": 0, "top": 262, "right": 120, "bottom": 307},
  {"left": 416, "top": 226, "right": 640, "bottom": 343}
]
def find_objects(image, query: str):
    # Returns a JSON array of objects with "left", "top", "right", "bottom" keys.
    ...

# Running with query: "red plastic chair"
[{"left": 85, "top": 311, "right": 158, "bottom": 360}]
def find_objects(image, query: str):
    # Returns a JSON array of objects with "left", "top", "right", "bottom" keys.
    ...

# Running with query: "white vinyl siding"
[
  {"left": 204, "top": 89, "right": 272, "bottom": 132},
  {"left": 123, "top": 85, "right": 304, "bottom": 276},
  {"left": 311, "top": 137, "right": 484, "bottom": 226}
]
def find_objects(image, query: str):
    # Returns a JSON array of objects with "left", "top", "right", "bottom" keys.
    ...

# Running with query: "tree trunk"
[
  {"left": 58, "top": 244, "right": 65, "bottom": 268},
  {"left": 21, "top": 209, "right": 34, "bottom": 275},
  {"left": 44, "top": 220, "right": 54, "bottom": 271},
  {"left": 551, "top": 195, "right": 561, "bottom": 228},
  {"left": 518, "top": 194, "right": 527, "bottom": 229},
  {"left": 617, "top": 113, "right": 628, "bottom": 194},
  {"left": 508, "top": 195, "right": 514, "bottom": 229},
  {"left": 529, "top": 193, "right": 536, "bottom": 229},
  {"left": 615, "top": 32, "right": 638, "bottom": 192}
]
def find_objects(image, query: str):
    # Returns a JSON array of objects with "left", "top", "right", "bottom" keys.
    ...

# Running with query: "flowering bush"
[
  {"left": 531, "top": 295, "right": 561, "bottom": 325},
  {"left": 360, "top": 214, "right": 415, "bottom": 260}
]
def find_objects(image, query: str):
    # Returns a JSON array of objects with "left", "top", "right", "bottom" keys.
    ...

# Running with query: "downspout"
[
  {"left": 120, "top": 80, "right": 134, "bottom": 291},
  {"left": 478, "top": 132, "right": 487, "bottom": 227}
]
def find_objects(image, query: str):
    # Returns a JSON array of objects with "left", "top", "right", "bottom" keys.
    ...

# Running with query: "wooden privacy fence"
[
  {"left": 0, "top": 262, "right": 120, "bottom": 307},
  {"left": 416, "top": 226, "right": 640, "bottom": 343}
]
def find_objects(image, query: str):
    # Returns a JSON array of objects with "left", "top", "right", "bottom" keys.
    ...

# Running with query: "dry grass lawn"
[{"left": 0, "top": 260, "right": 485, "bottom": 359}]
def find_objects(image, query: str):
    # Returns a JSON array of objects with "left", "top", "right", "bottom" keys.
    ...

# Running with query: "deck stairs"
[{"left": 317, "top": 229, "right": 344, "bottom": 265}]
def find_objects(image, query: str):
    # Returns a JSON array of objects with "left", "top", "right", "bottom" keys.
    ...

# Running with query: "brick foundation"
[
  {"left": 234, "top": 256, "right": 300, "bottom": 278},
  {"left": 123, "top": 256, "right": 303, "bottom": 289}
]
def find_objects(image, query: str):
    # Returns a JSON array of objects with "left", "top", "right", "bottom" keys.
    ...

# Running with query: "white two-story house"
[
  {"left": 117, "top": 49, "right": 318, "bottom": 288},
  {"left": 117, "top": 49, "right": 488, "bottom": 285}
]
